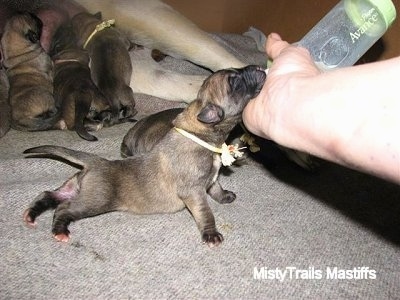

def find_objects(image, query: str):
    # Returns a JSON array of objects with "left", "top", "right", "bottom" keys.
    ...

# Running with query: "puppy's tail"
[{"left": 23, "top": 145, "right": 104, "bottom": 169}]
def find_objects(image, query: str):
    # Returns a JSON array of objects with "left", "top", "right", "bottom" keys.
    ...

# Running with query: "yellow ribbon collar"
[
  {"left": 83, "top": 19, "right": 116, "bottom": 49},
  {"left": 174, "top": 127, "right": 245, "bottom": 166}
]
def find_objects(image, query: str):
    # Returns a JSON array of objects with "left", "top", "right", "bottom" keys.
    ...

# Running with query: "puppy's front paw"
[{"left": 202, "top": 231, "right": 224, "bottom": 247}]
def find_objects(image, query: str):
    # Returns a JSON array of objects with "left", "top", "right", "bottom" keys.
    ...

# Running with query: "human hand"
[{"left": 243, "top": 33, "right": 320, "bottom": 142}]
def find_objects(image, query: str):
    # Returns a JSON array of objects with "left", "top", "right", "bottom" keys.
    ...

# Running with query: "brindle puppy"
[
  {"left": 22, "top": 65, "right": 266, "bottom": 247},
  {"left": 50, "top": 23, "right": 111, "bottom": 141},
  {"left": 0, "top": 12, "right": 58, "bottom": 131},
  {"left": 70, "top": 11, "right": 136, "bottom": 125}
]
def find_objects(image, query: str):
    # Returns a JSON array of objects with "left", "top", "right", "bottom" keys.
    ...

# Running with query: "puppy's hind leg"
[
  {"left": 51, "top": 194, "right": 115, "bottom": 243},
  {"left": 23, "top": 176, "right": 79, "bottom": 228}
]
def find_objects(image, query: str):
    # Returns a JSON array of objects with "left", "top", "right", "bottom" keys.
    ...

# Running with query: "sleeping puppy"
[
  {"left": 0, "top": 12, "right": 58, "bottom": 131},
  {"left": 70, "top": 11, "right": 136, "bottom": 125},
  {"left": 50, "top": 23, "right": 111, "bottom": 141},
  {"left": 23, "top": 65, "right": 266, "bottom": 247}
]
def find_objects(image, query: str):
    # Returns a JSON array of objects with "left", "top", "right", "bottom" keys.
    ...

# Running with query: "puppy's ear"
[
  {"left": 25, "top": 30, "right": 40, "bottom": 43},
  {"left": 197, "top": 103, "right": 224, "bottom": 124},
  {"left": 94, "top": 12, "right": 102, "bottom": 20}
]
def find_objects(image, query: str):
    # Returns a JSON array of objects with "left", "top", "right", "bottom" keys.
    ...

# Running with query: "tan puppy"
[
  {"left": 0, "top": 12, "right": 58, "bottom": 131},
  {"left": 50, "top": 23, "right": 111, "bottom": 141},
  {"left": 70, "top": 12, "right": 136, "bottom": 125},
  {"left": 23, "top": 65, "right": 266, "bottom": 247}
]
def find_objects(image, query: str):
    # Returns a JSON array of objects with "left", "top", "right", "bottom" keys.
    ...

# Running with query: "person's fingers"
[{"left": 265, "top": 33, "right": 290, "bottom": 60}]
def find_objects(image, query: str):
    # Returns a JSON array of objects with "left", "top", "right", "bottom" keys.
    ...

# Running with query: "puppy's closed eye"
[{"left": 25, "top": 29, "right": 40, "bottom": 43}]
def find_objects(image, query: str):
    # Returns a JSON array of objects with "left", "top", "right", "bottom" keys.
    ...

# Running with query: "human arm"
[{"left": 243, "top": 33, "right": 400, "bottom": 183}]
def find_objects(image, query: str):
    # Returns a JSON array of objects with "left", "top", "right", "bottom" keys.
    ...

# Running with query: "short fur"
[
  {"left": 70, "top": 12, "right": 136, "bottom": 125},
  {"left": 0, "top": 12, "right": 58, "bottom": 131},
  {"left": 50, "top": 23, "right": 111, "bottom": 141},
  {"left": 121, "top": 108, "right": 183, "bottom": 157},
  {"left": 23, "top": 65, "right": 266, "bottom": 247}
]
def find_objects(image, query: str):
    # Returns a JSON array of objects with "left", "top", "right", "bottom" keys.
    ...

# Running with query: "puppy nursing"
[
  {"left": 50, "top": 23, "right": 111, "bottom": 141},
  {"left": 70, "top": 12, "right": 136, "bottom": 124},
  {"left": 23, "top": 66, "right": 266, "bottom": 247},
  {"left": 0, "top": 12, "right": 58, "bottom": 131},
  {"left": 73, "top": 0, "right": 247, "bottom": 102}
]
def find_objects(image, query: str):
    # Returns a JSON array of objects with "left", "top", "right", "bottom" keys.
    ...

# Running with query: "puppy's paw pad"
[
  {"left": 23, "top": 209, "right": 36, "bottom": 228},
  {"left": 202, "top": 231, "right": 224, "bottom": 247},
  {"left": 53, "top": 233, "right": 70, "bottom": 243}
]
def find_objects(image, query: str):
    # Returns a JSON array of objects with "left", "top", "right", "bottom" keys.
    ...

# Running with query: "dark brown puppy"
[
  {"left": 0, "top": 12, "right": 58, "bottom": 131},
  {"left": 70, "top": 12, "right": 136, "bottom": 125},
  {"left": 23, "top": 65, "right": 266, "bottom": 247},
  {"left": 50, "top": 23, "right": 111, "bottom": 141}
]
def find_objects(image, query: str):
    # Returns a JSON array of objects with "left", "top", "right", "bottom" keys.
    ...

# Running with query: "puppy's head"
[
  {"left": 70, "top": 12, "right": 104, "bottom": 48},
  {"left": 49, "top": 23, "right": 77, "bottom": 57},
  {"left": 196, "top": 65, "right": 266, "bottom": 125},
  {"left": 174, "top": 65, "right": 266, "bottom": 140},
  {"left": 1, "top": 12, "right": 43, "bottom": 54}
]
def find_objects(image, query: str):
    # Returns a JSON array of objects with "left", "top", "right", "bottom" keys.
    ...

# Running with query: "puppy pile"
[
  {"left": 23, "top": 66, "right": 266, "bottom": 247},
  {"left": 0, "top": 12, "right": 135, "bottom": 140}
]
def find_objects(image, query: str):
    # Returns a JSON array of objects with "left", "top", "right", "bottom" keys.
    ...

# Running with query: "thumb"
[{"left": 266, "top": 33, "right": 290, "bottom": 60}]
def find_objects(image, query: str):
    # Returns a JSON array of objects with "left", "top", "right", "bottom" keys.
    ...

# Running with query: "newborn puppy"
[
  {"left": 50, "top": 23, "right": 111, "bottom": 141},
  {"left": 71, "top": 11, "right": 136, "bottom": 125},
  {"left": 23, "top": 65, "right": 266, "bottom": 247},
  {"left": 0, "top": 12, "right": 58, "bottom": 131}
]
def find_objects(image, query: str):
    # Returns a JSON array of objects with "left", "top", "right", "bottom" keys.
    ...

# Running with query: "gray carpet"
[{"left": 1, "top": 33, "right": 400, "bottom": 299}]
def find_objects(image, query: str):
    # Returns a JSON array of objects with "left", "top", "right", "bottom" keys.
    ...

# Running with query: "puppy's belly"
[
  {"left": 116, "top": 160, "right": 187, "bottom": 214},
  {"left": 120, "top": 193, "right": 186, "bottom": 215}
]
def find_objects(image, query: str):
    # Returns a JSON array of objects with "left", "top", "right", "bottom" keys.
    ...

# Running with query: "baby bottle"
[{"left": 297, "top": 0, "right": 396, "bottom": 70}]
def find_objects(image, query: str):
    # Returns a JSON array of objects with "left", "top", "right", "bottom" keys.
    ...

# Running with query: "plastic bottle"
[{"left": 297, "top": 0, "right": 396, "bottom": 70}]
